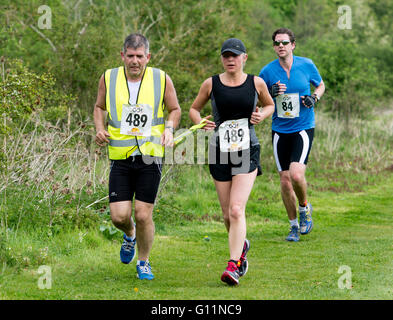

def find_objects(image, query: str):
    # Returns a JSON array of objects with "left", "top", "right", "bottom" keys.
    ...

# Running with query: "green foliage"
[
  {"left": 99, "top": 223, "right": 121, "bottom": 240},
  {"left": 97, "top": 207, "right": 121, "bottom": 240},
  {"left": 364, "top": 0, "right": 393, "bottom": 96},
  {"left": 1, "top": 0, "right": 391, "bottom": 123},
  {"left": 0, "top": 230, "right": 17, "bottom": 267},
  {"left": 1, "top": 0, "right": 245, "bottom": 125},
  {"left": 298, "top": 34, "right": 383, "bottom": 120},
  {"left": 0, "top": 57, "right": 74, "bottom": 132},
  {"left": 269, "top": 0, "right": 298, "bottom": 19}
]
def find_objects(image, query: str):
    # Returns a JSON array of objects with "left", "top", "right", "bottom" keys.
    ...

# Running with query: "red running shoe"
[{"left": 221, "top": 260, "right": 240, "bottom": 285}]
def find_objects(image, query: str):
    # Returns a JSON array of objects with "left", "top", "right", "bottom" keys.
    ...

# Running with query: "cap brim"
[{"left": 221, "top": 48, "right": 244, "bottom": 55}]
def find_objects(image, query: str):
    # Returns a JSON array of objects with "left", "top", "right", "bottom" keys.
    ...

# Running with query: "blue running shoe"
[
  {"left": 286, "top": 225, "right": 300, "bottom": 242},
  {"left": 120, "top": 233, "right": 136, "bottom": 264},
  {"left": 299, "top": 203, "right": 313, "bottom": 235},
  {"left": 136, "top": 260, "right": 154, "bottom": 280}
]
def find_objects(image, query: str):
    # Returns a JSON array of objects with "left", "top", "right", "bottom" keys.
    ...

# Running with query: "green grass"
[{"left": 1, "top": 168, "right": 392, "bottom": 300}]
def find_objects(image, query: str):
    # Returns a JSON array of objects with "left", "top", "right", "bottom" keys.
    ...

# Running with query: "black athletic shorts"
[
  {"left": 109, "top": 155, "right": 162, "bottom": 204},
  {"left": 208, "top": 144, "right": 262, "bottom": 182},
  {"left": 272, "top": 128, "right": 314, "bottom": 172}
]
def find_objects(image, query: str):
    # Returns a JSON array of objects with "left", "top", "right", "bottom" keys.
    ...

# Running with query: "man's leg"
[
  {"left": 289, "top": 162, "right": 307, "bottom": 207},
  {"left": 279, "top": 170, "right": 297, "bottom": 221},
  {"left": 110, "top": 200, "right": 137, "bottom": 264},
  {"left": 134, "top": 200, "right": 155, "bottom": 262},
  {"left": 289, "top": 162, "right": 313, "bottom": 235},
  {"left": 110, "top": 200, "right": 135, "bottom": 238},
  {"left": 279, "top": 169, "right": 301, "bottom": 241}
]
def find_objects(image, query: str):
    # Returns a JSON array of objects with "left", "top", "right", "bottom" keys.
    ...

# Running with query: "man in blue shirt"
[{"left": 259, "top": 28, "right": 325, "bottom": 242}]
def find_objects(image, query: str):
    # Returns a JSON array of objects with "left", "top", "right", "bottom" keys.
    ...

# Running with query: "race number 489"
[
  {"left": 120, "top": 104, "right": 153, "bottom": 137},
  {"left": 125, "top": 112, "right": 148, "bottom": 128},
  {"left": 223, "top": 127, "right": 244, "bottom": 143},
  {"left": 219, "top": 118, "right": 250, "bottom": 152}
]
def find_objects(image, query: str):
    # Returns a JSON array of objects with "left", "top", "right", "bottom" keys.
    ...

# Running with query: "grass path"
[{"left": 1, "top": 172, "right": 392, "bottom": 300}]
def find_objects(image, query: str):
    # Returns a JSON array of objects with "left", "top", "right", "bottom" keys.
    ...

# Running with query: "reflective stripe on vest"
[{"left": 105, "top": 66, "right": 166, "bottom": 159}]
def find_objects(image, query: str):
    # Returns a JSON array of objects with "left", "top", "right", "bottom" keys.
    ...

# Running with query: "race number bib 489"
[
  {"left": 218, "top": 118, "right": 250, "bottom": 152},
  {"left": 276, "top": 93, "right": 300, "bottom": 118},
  {"left": 120, "top": 104, "right": 153, "bottom": 137}
]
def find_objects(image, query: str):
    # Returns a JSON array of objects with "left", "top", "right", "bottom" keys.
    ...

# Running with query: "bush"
[
  {"left": 297, "top": 35, "right": 384, "bottom": 121},
  {"left": 0, "top": 57, "right": 75, "bottom": 133}
]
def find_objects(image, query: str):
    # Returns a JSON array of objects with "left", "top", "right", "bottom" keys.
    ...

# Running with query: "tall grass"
[
  {"left": 0, "top": 114, "right": 106, "bottom": 246},
  {"left": 313, "top": 111, "right": 393, "bottom": 173}
]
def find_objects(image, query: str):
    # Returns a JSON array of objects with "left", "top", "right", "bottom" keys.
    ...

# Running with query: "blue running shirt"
[{"left": 259, "top": 56, "right": 322, "bottom": 133}]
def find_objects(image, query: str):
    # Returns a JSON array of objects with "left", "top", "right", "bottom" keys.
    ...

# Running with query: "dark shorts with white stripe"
[{"left": 272, "top": 128, "right": 314, "bottom": 172}]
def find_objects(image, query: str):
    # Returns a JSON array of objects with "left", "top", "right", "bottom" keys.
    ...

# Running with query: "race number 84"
[{"left": 281, "top": 101, "right": 293, "bottom": 111}]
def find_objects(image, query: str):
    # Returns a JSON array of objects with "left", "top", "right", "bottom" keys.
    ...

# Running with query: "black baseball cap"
[{"left": 221, "top": 38, "right": 246, "bottom": 55}]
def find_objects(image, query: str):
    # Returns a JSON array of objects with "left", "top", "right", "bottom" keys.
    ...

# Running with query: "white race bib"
[
  {"left": 218, "top": 118, "right": 250, "bottom": 152},
  {"left": 120, "top": 104, "right": 153, "bottom": 137},
  {"left": 276, "top": 93, "right": 300, "bottom": 118}
]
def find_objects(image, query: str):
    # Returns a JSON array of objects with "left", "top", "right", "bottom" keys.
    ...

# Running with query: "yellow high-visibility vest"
[{"left": 104, "top": 66, "right": 166, "bottom": 160}]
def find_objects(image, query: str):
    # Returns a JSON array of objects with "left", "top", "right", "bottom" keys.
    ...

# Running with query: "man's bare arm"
[{"left": 93, "top": 74, "right": 110, "bottom": 146}]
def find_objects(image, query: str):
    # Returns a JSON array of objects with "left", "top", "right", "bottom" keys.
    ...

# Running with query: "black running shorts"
[
  {"left": 109, "top": 156, "right": 162, "bottom": 204},
  {"left": 272, "top": 128, "right": 314, "bottom": 172},
  {"left": 208, "top": 144, "right": 262, "bottom": 182}
]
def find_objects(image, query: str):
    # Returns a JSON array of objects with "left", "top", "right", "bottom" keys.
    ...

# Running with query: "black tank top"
[{"left": 210, "top": 74, "right": 259, "bottom": 146}]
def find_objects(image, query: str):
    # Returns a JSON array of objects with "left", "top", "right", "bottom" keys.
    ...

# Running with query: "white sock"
[
  {"left": 289, "top": 218, "right": 299, "bottom": 228},
  {"left": 299, "top": 205, "right": 307, "bottom": 213}
]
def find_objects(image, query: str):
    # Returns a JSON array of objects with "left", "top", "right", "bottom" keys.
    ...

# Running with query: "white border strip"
[
  {"left": 273, "top": 133, "right": 282, "bottom": 172},
  {"left": 299, "top": 130, "right": 310, "bottom": 164}
]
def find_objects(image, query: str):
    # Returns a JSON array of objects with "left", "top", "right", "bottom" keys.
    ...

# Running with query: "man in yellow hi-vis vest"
[{"left": 94, "top": 33, "right": 181, "bottom": 280}]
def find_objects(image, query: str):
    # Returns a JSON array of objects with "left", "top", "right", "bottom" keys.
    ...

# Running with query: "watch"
[
  {"left": 312, "top": 93, "right": 320, "bottom": 102},
  {"left": 165, "top": 126, "right": 174, "bottom": 134}
]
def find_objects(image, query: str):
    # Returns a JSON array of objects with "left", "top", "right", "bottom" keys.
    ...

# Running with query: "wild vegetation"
[{"left": 0, "top": 0, "right": 392, "bottom": 299}]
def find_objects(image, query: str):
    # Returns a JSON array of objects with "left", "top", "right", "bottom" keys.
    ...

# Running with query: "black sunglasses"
[{"left": 273, "top": 40, "right": 291, "bottom": 46}]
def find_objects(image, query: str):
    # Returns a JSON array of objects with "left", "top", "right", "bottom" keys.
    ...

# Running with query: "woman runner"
[{"left": 189, "top": 38, "right": 274, "bottom": 285}]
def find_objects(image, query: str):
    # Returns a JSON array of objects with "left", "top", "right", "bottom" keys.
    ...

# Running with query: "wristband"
[{"left": 165, "top": 126, "right": 174, "bottom": 134}]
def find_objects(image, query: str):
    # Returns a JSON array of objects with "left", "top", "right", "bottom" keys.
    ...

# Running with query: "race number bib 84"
[
  {"left": 218, "top": 118, "right": 250, "bottom": 152},
  {"left": 120, "top": 104, "right": 153, "bottom": 137},
  {"left": 276, "top": 93, "right": 300, "bottom": 118}
]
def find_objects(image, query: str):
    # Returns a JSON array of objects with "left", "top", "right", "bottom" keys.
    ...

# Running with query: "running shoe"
[
  {"left": 120, "top": 233, "right": 136, "bottom": 264},
  {"left": 286, "top": 225, "right": 300, "bottom": 242},
  {"left": 299, "top": 203, "right": 313, "bottom": 235},
  {"left": 238, "top": 239, "right": 250, "bottom": 277},
  {"left": 221, "top": 260, "right": 240, "bottom": 285},
  {"left": 136, "top": 260, "right": 154, "bottom": 280}
]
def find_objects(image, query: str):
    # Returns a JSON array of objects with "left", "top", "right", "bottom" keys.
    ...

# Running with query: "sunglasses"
[{"left": 273, "top": 40, "right": 291, "bottom": 46}]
